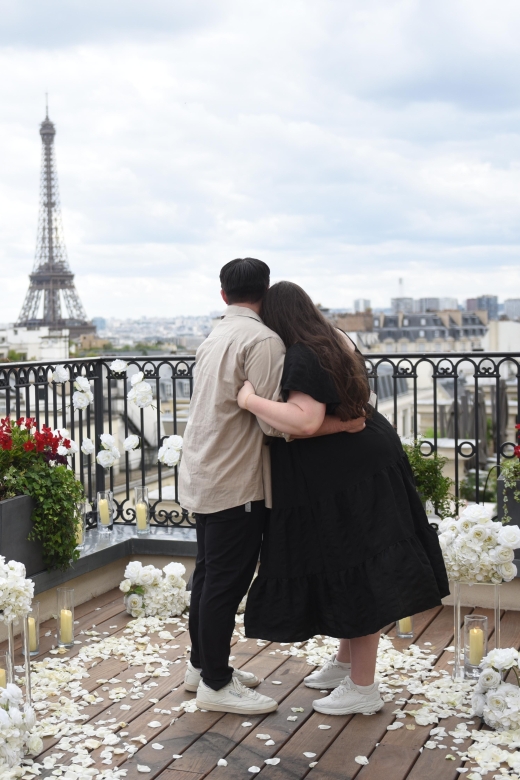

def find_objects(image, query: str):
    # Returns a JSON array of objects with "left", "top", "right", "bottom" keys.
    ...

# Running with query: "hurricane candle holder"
[
  {"left": 76, "top": 501, "right": 87, "bottom": 549},
  {"left": 134, "top": 486, "right": 150, "bottom": 535},
  {"left": 464, "top": 614, "right": 488, "bottom": 679},
  {"left": 22, "top": 602, "right": 40, "bottom": 657},
  {"left": 396, "top": 616, "right": 414, "bottom": 639},
  {"left": 0, "top": 651, "right": 11, "bottom": 688},
  {"left": 97, "top": 490, "right": 114, "bottom": 533},
  {"left": 57, "top": 588, "right": 75, "bottom": 648}
]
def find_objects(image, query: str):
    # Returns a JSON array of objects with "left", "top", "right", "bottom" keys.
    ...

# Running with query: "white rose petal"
[
  {"left": 304, "top": 752, "right": 317, "bottom": 758},
  {"left": 248, "top": 768, "right": 261, "bottom": 774},
  {"left": 256, "top": 734, "right": 271, "bottom": 740},
  {"left": 151, "top": 744, "right": 164, "bottom": 750},
  {"left": 147, "top": 721, "right": 162, "bottom": 728},
  {"left": 355, "top": 756, "right": 369, "bottom": 765},
  {"left": 242, "top": 722, "right": 252, "bottom": 727},
  {"left": 265, "top": 758, "right": 280, "bottom": 765},
  {"left": 318, "top": 725, "right": 331, "bottom": 730},
  {"left": 217, "top": 759, "right": 228, "bottom": 766},
  {"left": 137, "top": 767, "right": 151, "bottom": 773}
]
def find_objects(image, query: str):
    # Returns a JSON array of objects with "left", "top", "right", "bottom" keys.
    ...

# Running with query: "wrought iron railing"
[{"left": 0, "top": 351, "right": 518, "bottom": 528}]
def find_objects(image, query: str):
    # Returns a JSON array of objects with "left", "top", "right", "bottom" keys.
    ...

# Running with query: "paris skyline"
[{"left": 1, "top": 1, "right": 520, "bottom": 323}]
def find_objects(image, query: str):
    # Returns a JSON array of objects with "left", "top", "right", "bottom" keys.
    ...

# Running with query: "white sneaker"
[
  {"left": 195, "top": 677, "right": 278, "bottom": 715},
  {"left": 304, "top": 654, "right": 351, "bottom": 690},
  {"left": 312, "top": 677, "right": 384, "bottom": 716},
  {"left": 184, "top": 661, "right": 261, "bottom": 692}
]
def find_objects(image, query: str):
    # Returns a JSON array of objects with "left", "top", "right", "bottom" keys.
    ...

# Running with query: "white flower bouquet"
[
  {"left": 0, "top": 683, "right": 41, "bottom": 769},
  {"left": 438, "top": 504, "right": 520, "bottom": 584},
  {"left": 158, "top": 435, "right": 183, "bottom": 468},
  {"left": 119, "top": 560, "right": 189, "bottom": 618},
  {"left": 0, "top": 557, "right": 34, "bottom": 623},
  {"left": 472, "top": 648, "right": 520, "bottom": 730},
  {"left": 96, "top": 432, "right": 121, "bottom": 470},
  {"left": 127, "top": 371, "right": 154, "bottom": 409}
]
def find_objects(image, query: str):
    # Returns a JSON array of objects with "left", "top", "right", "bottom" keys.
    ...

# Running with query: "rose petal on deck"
[
  {"left": 217, "top": 759, "right": 228, "bottom": 767},
  {"left": 304, "top": 752, "right": 316, "bottom": 758},
  {"left": 355, "top": 756, "right": 369, "bottom": 765},
  {"left": 265, "top": 759, "right": 280, "bottom": 765}
]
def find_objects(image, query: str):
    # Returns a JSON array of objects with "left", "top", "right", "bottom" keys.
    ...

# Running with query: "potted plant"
[
  {"left": 0, "top": 417, "right": 85, "bottom": 572},
  {"left": 402, "top": 438, "right": 457, "bottom": 519}
]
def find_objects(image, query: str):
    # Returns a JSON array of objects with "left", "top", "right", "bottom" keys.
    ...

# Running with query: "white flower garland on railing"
[
  {"left": 120, "top": 561, "right": 189, "bottom": 618},
  {"left": 0, "top": 557, "right": 34, "bottom": 623},
  {"left": 438, "top": 504, "right": 520, "bottom": 584},
  {"left": 472, "top": 648, "right": 520, "bottom": 731},
  {"left": 157, "top": 435, "right": 183, "bottom": 467}
]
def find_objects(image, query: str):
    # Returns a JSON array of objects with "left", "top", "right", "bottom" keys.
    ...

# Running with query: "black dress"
[{"left": 244, "top": 343, "right": 449, "bottom": 642}]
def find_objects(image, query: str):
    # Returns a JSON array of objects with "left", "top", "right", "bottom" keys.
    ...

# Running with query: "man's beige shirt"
[{"left": 178, "top": 305, "right": 286, "bottom": 514}]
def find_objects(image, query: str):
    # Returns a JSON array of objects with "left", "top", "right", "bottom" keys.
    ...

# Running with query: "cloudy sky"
[{"left": 1, "top": 0, "right": 520, "bottom": 320}]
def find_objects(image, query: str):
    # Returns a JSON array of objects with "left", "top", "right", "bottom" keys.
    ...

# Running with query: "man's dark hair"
[{"left": 219, "top": 258, "right": 270, "bottom": 304}]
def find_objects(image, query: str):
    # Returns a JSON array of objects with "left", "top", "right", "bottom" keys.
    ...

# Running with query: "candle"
[
  {"left": 76, "top": 520, "right": 84, "bottom": 546},
  {"left": 98, "top": 498, "right": 111, "bottom": 526},
  {"left": 60, "top": 609, "right": 73, "bottom": 645},
  {"left": 398, "top": 617, "right": 412, "bottom": 634},
  {"left": 28, "top": 617, "right": 38, "bottom": 652},
  {"left": 469, "top": 627, "right": 484, "bottom": 666},
  {"left": 0, "top": 668, "right": 6, "bottom": 688},
  {"left": 136, "top": 502, "right": 148, "bottom": 531}
]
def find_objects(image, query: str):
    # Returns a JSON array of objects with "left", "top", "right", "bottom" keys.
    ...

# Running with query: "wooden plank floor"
[{"left": 10, "top": 590, "right": 520, "bottom": 779}]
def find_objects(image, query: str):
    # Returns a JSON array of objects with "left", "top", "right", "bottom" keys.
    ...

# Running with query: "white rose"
[
  {"left": 128, "top": 381, "right": 154, "bottom": 408},
  {"left": 460, "top": 504, "right": 493, "bottom": 524},
  {"left": 119, "top": 579, "right": 132, "bottom": 593},
  {"left": 482, "top": 647, "right": 520, "bottom": 671},
  {"left": 72, "top": 391, "right": 91, "bottom": 410},
  {"left": 96, "top": 449, "right": 118, "bottom": 469},
  {"left": 100, "top": 433, "right": 116, "bottom": 449},
  {"left": 439, "top": 518, "right": 458, "bottom": 534},
  {"left": 498, "top": 562, "right": 517, "bottom": 582},
  {"left": 126, "top": 593, "right": 143, "bottom": 611},
  {"left": 57, "top": 445, "right": 69, "bottom": 457},
  {"left": 124, "top": 561, "right": 143, "bottom": 581},
  {"left": 81, "top": 438, "right": 95, "bottom": 456},
  {"left": 163, "top": 562, "right": 186, "bottom": 579},
  {"left": 66, "top": 438, "right": 79, "bottom": 454},
  {"left": 140, "top": 566, "right": 161, "bottom": 586},
  {"left": 467, "top": 524, "right": 491, "bottom": 545},
  {"left": 487, "top": 690, "right": 508, "bottom": 712},
  {"left": 131, "top": 371, "right": 144, "bottom": 386},
  {"left": 74, "top": 375, "right": 91, "bottom": 393},
  {"left": 52, "top": 365, "right": 70, "bottom": 383},
  {"left": 472, "top": 691, "right": 486, "bottom": 717},
  {"left": 164, "top": 435, "right": 183, "bottom": 451},
  {"left": 124, "top": 435, "right": 140, "bottom": 451},
  {"left": 110, "top": 359, "right": 128, "bottom": 374},
  {"left": 490, "top": 546, "right": 514, "bottom": 564},
  {"left": 497, "top": 524, "right": 520, "bottom": 549},
  {"left": 477, "top": 668, "right": 502, "bottom": 691}
]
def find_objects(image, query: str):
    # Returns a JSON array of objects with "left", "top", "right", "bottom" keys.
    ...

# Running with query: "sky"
[{"left": 1, "top": 0, "right": 520, "bottom": 321}]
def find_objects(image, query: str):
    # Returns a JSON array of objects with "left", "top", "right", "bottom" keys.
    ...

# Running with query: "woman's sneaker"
[
  {"left": 304, "top": 654, "right": 351, "bottom": 689},
  {"left": 184, "top": 661, "right": 260, "bottom": 692},
  {"left": 196, "top": 677, "right": 278, "bottom": 715},
  {"left": 312, "top": 677, "right": 383, "bottom": 715}
]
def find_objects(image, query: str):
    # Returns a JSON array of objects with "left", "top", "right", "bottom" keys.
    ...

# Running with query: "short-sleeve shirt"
[{"left": 280, "top": 343, "right": 340, "bottom": 414}]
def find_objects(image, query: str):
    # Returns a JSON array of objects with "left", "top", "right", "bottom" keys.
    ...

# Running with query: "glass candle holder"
[
  {"left": 57, "top": 588, "right": 75, "bottom": 648},
  {"left": 464, "top": 614, "right": 488, "bottom": 678},
  {"left": 97, "top": 490, "right": 114, "bottom": 533},
  {"left": 396, "top": 615, "right": 414, "bottom": 639},
  {"left": 0, "top": 652, "right": 11, "bottom": 687},
  {"left": 22, "top": 602, "right": 40, "bottom": 657},
  {"left": 76, "top": 501, "right": 87, "bottom": 549},
  {"left": 134, "top": 486, "right": 150, "bottom": 535}
]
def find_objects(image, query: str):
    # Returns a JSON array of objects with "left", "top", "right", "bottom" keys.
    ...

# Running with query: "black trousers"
[{"left": 189, "top": 500, "right": 267, "bottom": 690}]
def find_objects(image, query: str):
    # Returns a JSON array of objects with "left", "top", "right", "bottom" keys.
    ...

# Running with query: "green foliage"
[
  {"left": 403, "top": 440, "right": 457, "bottom": 518},
  {"left": 498, "top": 457, "right": 520, "bottom": 525},
  {"left": 460, "top": 468, "right": 497, "bottom": 503}
]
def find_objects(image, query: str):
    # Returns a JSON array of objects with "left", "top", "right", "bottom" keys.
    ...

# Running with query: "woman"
[{"left": 237, "top": 281, "right": 449, "bottom": 716}]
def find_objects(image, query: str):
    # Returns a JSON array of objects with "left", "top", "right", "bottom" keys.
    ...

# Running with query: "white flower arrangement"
[
  {"left": 119, "top": 560, "right": 189, "bottom": 618},
  {"left": 158, "top": 435, "right": 183, "bottom": 467},
  {"left": 110, "top": 359, "right": 128, "bottom": 374},
  {"left": 0, "top": 683, "right": 41, "bottom": 769},
  {"left": 51, "top": 365, "right": 70, "bottom": 384},
  {"left": 438, "top": 504, "right": 520, "bottom": 584},
  {"left": 127, "top": 371, "right": 154, "bottom": 409},
  {"left": 80, "top": 437, "right": 95, "bottom": 456},
  {"left": 72, "top": 375, "right": 94, "bottom": 411},
  {"left": 124, "top": 434, "right": 140, "bottom": 451},
  {"left": 0, "top": 557, "right": 34, "bottom": 623},
  {"left": 96, "top": 432, "right": 121, "bottom": 470},
  {"left": 472, "top": 648, "right": 520, "bottom": 730}
]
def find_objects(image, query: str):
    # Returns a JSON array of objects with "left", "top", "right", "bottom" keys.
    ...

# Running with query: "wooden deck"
[{"left": 8, "top": 590, "right": 520, "bottom": 779}]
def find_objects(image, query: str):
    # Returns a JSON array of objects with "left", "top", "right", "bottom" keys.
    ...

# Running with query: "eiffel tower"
[{"left": 17, "top": 106, "right": 95, "bottom": 338}]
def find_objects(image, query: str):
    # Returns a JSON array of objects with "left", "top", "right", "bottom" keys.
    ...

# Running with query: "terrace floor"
[{"left": 8, "top": 589, "right": 520, "bottom": 780}]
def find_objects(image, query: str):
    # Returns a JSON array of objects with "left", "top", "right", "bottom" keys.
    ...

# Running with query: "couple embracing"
[{"left": 178, "top": 258, "right": 448, "bottom": 717}]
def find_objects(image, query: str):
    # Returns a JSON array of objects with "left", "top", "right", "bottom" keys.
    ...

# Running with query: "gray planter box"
[
  {"left": 0, "top": 495, "right": 45, "bottom": 577},
  {"left": 497, "top": 476, "right": 520, "bottom": 563}
]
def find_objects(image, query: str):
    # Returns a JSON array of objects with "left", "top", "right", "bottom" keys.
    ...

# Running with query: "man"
[{"left": 179, "top": 258, "right": 365, "bottom": 715}]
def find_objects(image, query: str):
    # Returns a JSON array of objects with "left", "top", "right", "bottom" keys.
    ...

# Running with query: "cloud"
[{"left": 0, "top": 0, "right": 519, "bottom": 321}]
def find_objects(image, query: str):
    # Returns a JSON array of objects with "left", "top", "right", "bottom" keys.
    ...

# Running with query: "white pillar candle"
[
  {"left": 98, "top": 498, "right": 111, "bottom": 525},
  {"left": 0, "top": 668, "right": 6, "bottom": 688},
  {"left": 60, "top": 609, "right": 73, "bottom": 645},
  {"left": 398, "top": 617, "right": 412, "bottom": 634},
  {"left": 28, "top": 617, "right": 38, "bottom": 652},
  {"left": 469, "top": 627, "right": 484, "bottom": 666},
  {"left": 136, "top": 502, "right": 148, "bottom": 530}
]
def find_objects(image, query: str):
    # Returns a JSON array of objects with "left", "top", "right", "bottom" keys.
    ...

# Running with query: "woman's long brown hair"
[{"left": 261, "top": 281, "right": 371, "bottom": 421}]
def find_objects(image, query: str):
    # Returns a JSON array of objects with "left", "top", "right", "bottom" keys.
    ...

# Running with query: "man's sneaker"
[
  {"left": 312, "top": 677, "right": 384, "bottom": 716},
  {"left": 184, "top": 661, "right": 261, "bottom": 692},
  {"left": 304, "top": 654, "right": 351, "bottom": 689},
  {"left": 195, "top": 677, "right": 278, "bottom": 715}
]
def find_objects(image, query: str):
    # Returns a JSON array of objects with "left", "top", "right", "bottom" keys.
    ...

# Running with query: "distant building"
[
  {"left": 0, "top": 325, "right": 69, "bottom": 362},
  {"left": 504, "top": 299, "right": 520, "bottom": 321},
  {"left": 391, "top": 297, "right": 414, "bottom": 315},
  {"left": 416, "top": 298, "right": 440, "bottom": 313},
  {"left": 481, "top": 320, "right": 520, "bottom": 352},
  {"left": 466, "top": 298, "right": 478, "bottom": 311},
  {"left": 354, "top": 299, "right": 370, "bottom": 313},
  {"left": 367, "top": 310, "right": 488, "bottom": 353},
  {"left": 476, "top": 295, "right": 499, "bottom": 321},
  {"left": 92, "top": 317, "right": 107, "bottom": 332},
  {"left": 440, "top": 297, "right": 458, "bottom": 311}
]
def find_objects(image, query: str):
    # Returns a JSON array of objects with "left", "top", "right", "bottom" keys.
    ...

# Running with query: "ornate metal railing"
[{"left": 0, "top": 351, "right": 518, "bottom": 528}]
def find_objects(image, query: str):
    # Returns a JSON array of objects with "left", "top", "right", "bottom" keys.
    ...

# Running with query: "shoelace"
[
  {"left": 329, "top": 678, "right": 355, "bottom": 699},
  {"left": 232, "top": 676, "right": 261, "bottom": 699},
  {"left": 315, "top": 657, "right": 335, "bottom": 675}
]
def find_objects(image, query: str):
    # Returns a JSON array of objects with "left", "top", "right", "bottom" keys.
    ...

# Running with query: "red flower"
[
  {"left": 16, "top": 417, "right": 24, "bottom": 427},
  {"left": 514, "top": 445, "right": 520, "bottom": 459},
  {"left": 0, "top": 437, "right": 12, "bottom": 451},
  {"left": 23, "top": 441, "right": 35, "bottom": 452}
]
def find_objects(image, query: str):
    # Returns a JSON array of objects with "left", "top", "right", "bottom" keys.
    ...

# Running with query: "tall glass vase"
[{"left": 6, "top": 620, "right": 15, "bottom": 685}]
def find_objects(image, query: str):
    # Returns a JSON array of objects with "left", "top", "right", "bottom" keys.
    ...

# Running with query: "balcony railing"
[{"left": 0, "top": 351, "right": 518, "bottom": 529}]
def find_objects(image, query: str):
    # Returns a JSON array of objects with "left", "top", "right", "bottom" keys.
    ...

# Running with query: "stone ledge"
[{"left": 31, "top": 525, "right": 196, "bottom": 596}]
